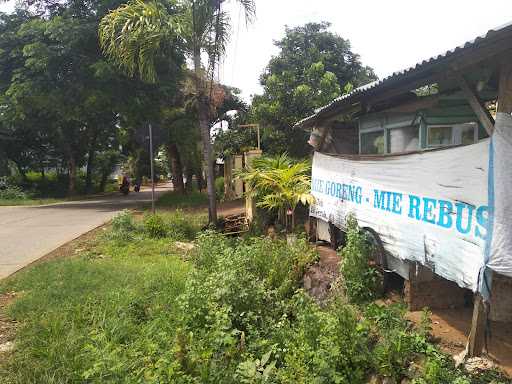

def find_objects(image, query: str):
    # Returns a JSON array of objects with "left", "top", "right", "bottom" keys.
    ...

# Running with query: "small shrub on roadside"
[
  {"left": 107, "top": 210, "right": 138, "bottom": 241},
  {"left": 340, "top": 216, "right": 380, "bottom": 304},
  {"left": 0, "top": 184, "right": 27, "bottom": 200},
  {"left": 111, "top": 210, "right": 136, "bottom": 232},
  {"left": 167, "top": 209, "right": 199, "bottom": 241},
  {"left": 143, "top": 214, "right": 168, "bottom": 238}
]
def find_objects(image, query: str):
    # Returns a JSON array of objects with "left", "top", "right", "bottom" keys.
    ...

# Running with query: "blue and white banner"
[{"left": 310, "top": 142, "right": 490, "bottom": 292}]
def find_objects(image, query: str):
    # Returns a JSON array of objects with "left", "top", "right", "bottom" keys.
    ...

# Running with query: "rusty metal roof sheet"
[{"left": 295, "top": 21, "right": 512, "bottom": 128}]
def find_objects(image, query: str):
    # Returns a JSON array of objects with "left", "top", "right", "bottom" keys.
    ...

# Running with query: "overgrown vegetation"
[
  {"left": 0, "top": 210, "right": 510, "bottom": 383},
  {"left": 0, "top": 176, "right": 63, "bottom": 206},
  {"left": 0, "top": 184, "right": 26, "bottom": 201},
  {"left": 340, "top": 216, "right": 381, "bottom": 303}
]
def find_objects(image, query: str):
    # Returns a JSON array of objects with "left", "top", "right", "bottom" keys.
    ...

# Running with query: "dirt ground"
[
  {"left": 0, "top": 292, "right": 17, "bottom": 353},
  {"left": 408, "top": 309, "right": 512, "bottom": 377},
  {"left": 304, "top": 245, "right": 512, "bottom": 377}
]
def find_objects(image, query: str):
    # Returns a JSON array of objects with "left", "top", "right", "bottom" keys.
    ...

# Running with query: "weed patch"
[
  {"left": 0, "top": 211, "right": 509, "bottom": 383},
  {"left": 340, "top": 216, "right": 381, "bottom": 304}
]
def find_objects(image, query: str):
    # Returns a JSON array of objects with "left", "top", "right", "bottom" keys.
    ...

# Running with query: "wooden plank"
[
  {"left": 467, "top": 294, "right": 488, "bottom": 357},
  {"left": 454, "top": 72, "right": 495, "bottom": 135},
  {"left": 497, "top": 59, "right": 512, "bottom": 113}
]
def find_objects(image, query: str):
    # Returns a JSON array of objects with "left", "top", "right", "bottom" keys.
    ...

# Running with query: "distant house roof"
[{"left": 295, "top": 21, "right": 512, "bottom": 129}]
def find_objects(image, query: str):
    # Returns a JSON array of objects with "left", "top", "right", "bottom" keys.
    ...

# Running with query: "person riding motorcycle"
[{"left": 120, "top": 175, "right": 130, "bottom": 195}]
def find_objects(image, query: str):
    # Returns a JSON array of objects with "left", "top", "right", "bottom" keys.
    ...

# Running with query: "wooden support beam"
[
  {"left": 467, "top": 294, "right": 488, "bottom": 357},
  {"left": 454, "top": 72, "right": 495, "bottom": 135},
  {"left": 497, "top": 60, "right": 512, "bottom": 113},
  {"left": 465, "top": 60, "right": 512, "bottom": 360}
]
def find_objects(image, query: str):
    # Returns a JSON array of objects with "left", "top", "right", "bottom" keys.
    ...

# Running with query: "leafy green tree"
[
  {"left": 252, "top": 22, "right": 377, "bottom": 157},
  {"left": 0, "top": 1, "right": 183, "bottom": 194},
  {"left": 99, "top": 0, "right": 255, "bottom": 224}
]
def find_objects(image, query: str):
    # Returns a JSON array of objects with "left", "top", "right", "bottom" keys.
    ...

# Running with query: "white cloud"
[{"left": 0, "top": 1, "right": 14, "bottom": 13}]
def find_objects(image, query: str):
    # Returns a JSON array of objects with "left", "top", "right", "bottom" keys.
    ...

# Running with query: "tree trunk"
[
  {"left": 193, "top": 49, "right": 217, "bottom": 224},
  {"left": 68, "top": 156, "right": 76, "bottom": 195},
  {"left": 168, "top": 143, "right": 184, "bottom": 194},
  {"left": 185, "top": 166, "right": 194, "bottom": 192},
  {"left": 40, "top": 160, "right": 45, "bottom": 181},
  {"left": 15, "top": 162, "right": 27, "bottom": 182},
  {"left": 99, "top": 171, "right": 108, "bottom": 192},
  {"left": 85, "top": 148, "right": 95, "bottom": 194}
]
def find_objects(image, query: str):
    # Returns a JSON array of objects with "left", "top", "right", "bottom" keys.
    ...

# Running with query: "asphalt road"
[{"left": 0, "top": 184, "right": 171, "bottom": 280}]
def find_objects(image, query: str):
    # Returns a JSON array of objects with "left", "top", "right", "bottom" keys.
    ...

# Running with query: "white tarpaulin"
[
  {"left": 484, "top": 112, "right": 512, "bottom": 296},
  {"left": 310, "top": 142, "right": 490, "bottom": 292}
]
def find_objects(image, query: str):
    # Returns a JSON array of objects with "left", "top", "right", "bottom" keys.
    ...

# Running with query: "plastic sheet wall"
[{"left": 310, "top": 142, "right": 490, "bottom": 291}]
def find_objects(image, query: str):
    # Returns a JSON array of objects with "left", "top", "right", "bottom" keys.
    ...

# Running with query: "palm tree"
[
  {"left": 99, "top": 0, "right": 255, "bottom": 224},
  {"left": 237, "top": 154, "right": 315, "bottom": 231}
]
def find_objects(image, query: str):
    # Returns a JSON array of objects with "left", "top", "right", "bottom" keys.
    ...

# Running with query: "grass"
[
  {"left": 0, "top": 171, "right": 119, "bottom": 206},
  {"left": 156, "top": 190, "right": 208, "bottom": 209},
  {"left": 0, "top": 212, "right": 204, "bottom": 383},
  {"left": 0, "top": 197, "right": 64, "bottom": 206},
  {"left": 0, "top": 207, "right": 510, "bottom": 383}
]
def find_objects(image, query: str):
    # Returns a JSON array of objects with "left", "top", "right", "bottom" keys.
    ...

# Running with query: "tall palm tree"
[{"left": 99, "top": 0, "right": 255, "bottom": 224}]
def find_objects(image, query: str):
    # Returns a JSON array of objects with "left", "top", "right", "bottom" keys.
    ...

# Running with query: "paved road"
[{"left": 0, "top": 184, "right": 171, "bottom": 279}]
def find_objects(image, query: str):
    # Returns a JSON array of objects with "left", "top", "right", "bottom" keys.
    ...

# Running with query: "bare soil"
[
  {"left": 408, "top": 309, "right": 512, "bottom": 377},
  {"left": 303, "top": 245, "right": 340, "bottom": 302},
  {"left": 0, "top": 292, "right": 17, "bottom": 359}
]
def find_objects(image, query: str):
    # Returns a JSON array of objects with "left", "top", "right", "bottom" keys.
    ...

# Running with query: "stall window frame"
[{"left": 426, "top": 122, "right": 479, "bottom": 149}]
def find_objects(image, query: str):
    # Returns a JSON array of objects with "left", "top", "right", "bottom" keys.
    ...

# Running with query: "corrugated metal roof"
[{"left": 296, "top": 21, "right": 512, "bottom": 128}]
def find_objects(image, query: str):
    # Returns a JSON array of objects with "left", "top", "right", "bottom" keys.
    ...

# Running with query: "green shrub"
[
  {"left": 107, "top": 210, "right": 138, "bottom": 241},
  {"left": 166, "top": 209, "right": 199, "bottom": 240},
  {"left": 2, "top": 221, "right": 507, "bottom": 383},
  {"left": 143, "top": 214, "right": 168, "bottom": 238},
  {"left": 0, "top": 184, "right": 27, "bottom": 200},
  {"left": 111, "top": 210, "right": 136, "bottom": 232},
  {"left": 340, "top": 216, "right": 380, "bottom": 304}
]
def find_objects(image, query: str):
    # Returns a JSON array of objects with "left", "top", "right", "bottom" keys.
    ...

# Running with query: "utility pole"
[{"left": 149, "top": 123, "right": 155, "bottom": 214}]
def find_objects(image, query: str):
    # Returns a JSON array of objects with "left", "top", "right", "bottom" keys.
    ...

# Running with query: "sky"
[
  {"left": 1, "top": 0, "right": 512, "bottom": 102},
  {"left": 220, "top": 0, "right": 512, "bottom": 101}
]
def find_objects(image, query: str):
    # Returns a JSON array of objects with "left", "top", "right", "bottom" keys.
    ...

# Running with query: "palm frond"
[
  {"left": 235, "top": 0, "right": 256, "bottom": 24},
  {"left": 236, "top": 154, "right": 314, "bottom": 213},
  {"left": 99, "top": 0, "right": 177, "bottom": 83}
]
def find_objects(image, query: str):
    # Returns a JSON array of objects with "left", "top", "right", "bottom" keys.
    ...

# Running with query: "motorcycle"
[{"left": 120, "top": 183, "right": 130, "bottom": 195}]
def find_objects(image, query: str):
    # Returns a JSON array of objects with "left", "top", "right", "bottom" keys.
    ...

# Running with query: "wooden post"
[
  {"left": 466, "top": 59, "right": 512, "bottom": 358},
  {"left": 467, "top": 294, "right": 488, "bottom": 357},
  {"left": 497, "top": 60, "right": 512, "bottom": 114},
  {"left": 454, "top": 72, "right": 495, "bottom": 136},
  {"left": 223, "top": 156, "right": 235, "bottom": 201},
  {"left": 243, "top": 149, "right": 262, "bottom": 223},
  {"left": 233, "top": 155, "right": 244, "bottom": 198}
]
